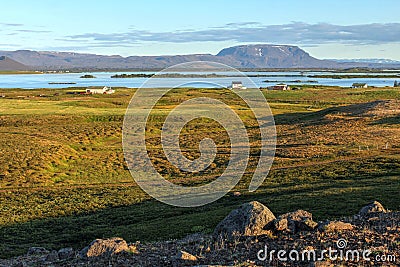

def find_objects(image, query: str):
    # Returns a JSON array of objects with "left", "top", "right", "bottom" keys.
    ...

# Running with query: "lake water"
[{"left": 0, "top": 71, "right": 398, "bottom": 89}]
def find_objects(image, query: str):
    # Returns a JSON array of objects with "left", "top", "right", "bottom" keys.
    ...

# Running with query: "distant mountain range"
[
  {"left": 1, "top": 45, "right": 400, "bottom": 70},
  {"left": 332, "top": 58, "right": 400, "bottom": 64}
]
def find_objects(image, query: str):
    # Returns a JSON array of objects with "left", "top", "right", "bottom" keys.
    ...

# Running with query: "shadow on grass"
[
  {"left": 273, "top": 100, "right": 389, "bottom": 126},
  {"left": 372, "top": 115, "right": 400, "bottom": 125},
  {"left": 1, "top": 174, "right": 399, "bottom": 258}
]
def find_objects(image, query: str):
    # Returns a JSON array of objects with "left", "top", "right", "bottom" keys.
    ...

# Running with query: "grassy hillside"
[{"left": 0, "top": 86, "right": 399, "bottom": 257}]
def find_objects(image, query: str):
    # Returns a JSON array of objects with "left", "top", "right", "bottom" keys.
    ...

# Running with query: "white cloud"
[{"left": 66, "top": 22, "right": 400, "bottom": 47}]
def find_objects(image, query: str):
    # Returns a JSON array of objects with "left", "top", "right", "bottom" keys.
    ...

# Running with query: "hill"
[
  {"left": 216, "top": 44, "right": 333, "bottom": 68},
  {"left": 0, "top": 56, "right": 29, "bottom": 71},
  {"left": 1, "top": 44, "right": 399, "bottom": 70}
]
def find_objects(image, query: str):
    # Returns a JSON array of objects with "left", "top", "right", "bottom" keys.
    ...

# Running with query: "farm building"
[
  {"left": 230, "top": 81, "right": 246, "bottom": 89},
  {"left": 352, "top": 83, "right": 368, "bottom": 88},
  {"left": 269, "top": 84, "right": 291, "bottom": 90},
  {"left": 86, "top": 86, "right": 115, "bottom": 94}
]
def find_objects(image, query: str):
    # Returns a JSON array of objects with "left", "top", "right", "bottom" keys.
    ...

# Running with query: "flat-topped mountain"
[
  {"left": 216, "top": 44, "right": 331, "bottom": 68},
  {"left": 1, "top": 44, "right": 399, "bottom": 70}
]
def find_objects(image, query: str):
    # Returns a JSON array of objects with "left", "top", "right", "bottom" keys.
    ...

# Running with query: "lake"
[{"left": 0, "top": 71, "right": 399, "bottom": 89}]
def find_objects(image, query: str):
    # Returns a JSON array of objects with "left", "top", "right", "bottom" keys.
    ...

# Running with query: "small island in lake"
[
  {"left": 80, "top": 74, "right": 96, "bottom": 78},
  {"left": 110, "top": 73, "right": 296, "bottom": 78}
]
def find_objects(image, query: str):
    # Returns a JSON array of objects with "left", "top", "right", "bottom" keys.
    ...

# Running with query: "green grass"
[
  {"left": 0, "top": 71, "right": 43, "bottom": 75},
  {"left": 0, "top": 86, "right": 399, "bottom": 258}
]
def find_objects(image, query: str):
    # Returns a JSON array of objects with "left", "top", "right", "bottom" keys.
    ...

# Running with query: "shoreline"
[{"left": 1, "top": 68, "right": 400, "bottom": 75}]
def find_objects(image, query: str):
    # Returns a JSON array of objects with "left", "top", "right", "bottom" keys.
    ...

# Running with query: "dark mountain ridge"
[{"left": 1, "top": 44, "right": 399, "bottom": 70}]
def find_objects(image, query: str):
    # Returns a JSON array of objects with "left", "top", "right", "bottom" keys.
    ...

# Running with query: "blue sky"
[{"left": 1, "top": 0, "right": 400, "bottom": 59}]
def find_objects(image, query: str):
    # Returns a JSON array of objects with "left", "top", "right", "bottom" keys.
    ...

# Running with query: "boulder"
[
  {"left": 232, "top": 191, "right": 241, "bottom": 197},
  {"left": 45, "top": 250, "right": 59, "bottom": 262},
  {"left": 79, "top": 237, "right": 134, "bottom": 258},
  {"left": 172, "top": 250, "right": 198, "bottom": 267},
  {"left": 273, "top": 218, "right": 288, "bottom": 231},
  {"left": 359, "top": 201, "right": 386, "bottom": 217},
  {"left": 272, "top": 210, "right": 317, "bottom": 233},
  {"left": 58, "top": 247, "right": 74, "bottom": 260},
  {"left": 176, "top": 250, "right": 197, "bottom": 261},
  {"left": 27, "top": 247, "right": 49, "bottom": 255},
  {"left": 318, "top": 221, "right": 354, "bottom": 232},
  {"left": 315, "top": 262, "right": 335, "bottom": 267},
  {"left": 213, "top": 201, "right": 275, "bottom": 240}
]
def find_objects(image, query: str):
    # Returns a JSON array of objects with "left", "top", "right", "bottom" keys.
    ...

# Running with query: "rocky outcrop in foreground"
[
  {"left": 213, "top": 201, "right": 276, "bottom": 239},
  {"left": 1, "top": 201, "right": 398, "bottom": 267}
]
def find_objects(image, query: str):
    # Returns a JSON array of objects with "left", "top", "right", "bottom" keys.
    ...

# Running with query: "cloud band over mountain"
[{"left": 67, "top": 22, "right": 400, "bottom": 46}]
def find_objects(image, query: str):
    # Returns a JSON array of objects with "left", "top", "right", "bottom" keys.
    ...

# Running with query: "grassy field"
[
  {"left": 0, "top": 71, "right": 43, "bottom": 75},
  {"left": 0, "top": 86, "right": 399, "bottom": 257}
]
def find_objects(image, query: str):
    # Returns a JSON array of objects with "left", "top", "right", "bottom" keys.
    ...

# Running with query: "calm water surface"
[{"left": 0, "top": 71, "right": 398, "bottom": 89}]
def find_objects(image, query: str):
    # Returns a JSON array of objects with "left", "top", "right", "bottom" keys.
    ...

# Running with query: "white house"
[
  {"left": 352, "top": 83, "right": 368, "bottom": 89},
  {"left": 86, "top": 86, "right": 115, "bottom": 94},
  {"left": 269, "top": 84, "right": 291, "bottom": 90},
  {"left": 230, "top": 81, "right": 246, "bottom": 89}
]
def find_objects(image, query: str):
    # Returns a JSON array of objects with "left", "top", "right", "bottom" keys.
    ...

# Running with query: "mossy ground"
[{"left": 0, "top": 86, "right": 399, "bottom": 257}]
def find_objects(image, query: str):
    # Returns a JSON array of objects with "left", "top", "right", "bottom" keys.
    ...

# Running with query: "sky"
[{"left": 1, "top": 0, "right": 400, "bottom": 60}]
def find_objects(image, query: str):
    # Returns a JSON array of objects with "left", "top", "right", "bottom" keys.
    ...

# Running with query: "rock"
[
  {"left": 359, "top": 201, "right": 387, "bottom": 217},
  {"left": 273, "top": 218, "right": 288, "bottom": 231},
  {"left": 178, "top": 233, "right": 205, "bottom": 246},
  {"left": 45, "top": 250, "right": 59, "bottom": 262},
  {"left": 176, "top": 250, "right": 197, "bottom": 261},
  {"left": 79, "top": 237, "right": 133, "bottom": 258},
  {"left": 58, "top": 247, "right": 74, "bottom": 260},
  {"left": 232, "top": 191, "right": 241, "bottom": 197},
  {"left": 213, "top": 201, "right": 275, "bottom": 240},
  {"left": 10, "top": 262, "right": 26, "bottom": 267},
  {"left": 314, "top": 262, "right": 335, "bottom": 267},
  {"left": 27, "top": 247, "right": 49, "bottom": 255},
  {"left": 318, "top": 221, "right": 354, "bottom": 232},
  {"left": 272, "top": 210, "right": 317, "bottom": 233}
]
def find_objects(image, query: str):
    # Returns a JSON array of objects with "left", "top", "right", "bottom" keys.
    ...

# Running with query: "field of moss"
[{"left": 0, "top": 86, "right": 399, "bottom": 257}]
